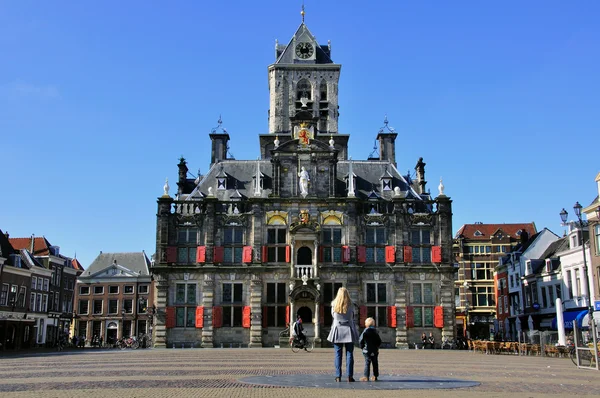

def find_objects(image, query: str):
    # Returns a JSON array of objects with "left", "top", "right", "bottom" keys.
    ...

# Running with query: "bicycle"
[
  {"left": 569, "top": 345, "right": 595, "bottom": 367},
  {"left": 290, "top": 336, "right": 314, "bottom": 353}
]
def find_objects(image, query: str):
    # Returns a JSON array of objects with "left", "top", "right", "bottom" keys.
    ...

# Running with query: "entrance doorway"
[{"left": 106, "top": 322, "right": 118, "bottom": 345}]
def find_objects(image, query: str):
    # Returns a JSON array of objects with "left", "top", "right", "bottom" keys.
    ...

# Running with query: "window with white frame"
[
  {"left": 30, "top": 292, "right": 36, "bottom": 312},
  {"left": 43, "top": 279, "right": 49, "bottom": 291},
  {"left": 80, "top": 286, "right": 90, "bottom": 295},
  {"left": 124, "top": 285, "right": 134, "bottom": 294},
  {"left": 109, "top": 286, "right": 119, "bottom": 294},
  {"left": 79, "top": 300, "right": 89, "bottom": 315},
  {"left": 471, "top": 263, "right": 493, "bottom": 280},
  {"left": 0, "top": 284, "right": 8, "bottom": 306},
  {"left": 108, "top": 299, "right": 118, "bottom": 314},
  {"left": 93, "top": 300, "right": 103, "bottom": 315},
  {"left": 138, "top": 285, "right": 149, "bottom": 294},
  {"left": 566, "top": 270, "right": 573, "bottom": 299},
  {"left": 174, "top": 283, "right": 197, "bottom": 327},
  {"left": 548, "top": 285, "right": 555, "bottom": 307},
  {"left": 503, "top": 296, "right": 508, "bottom": 314},
  {"left": 595, "top": 224, "right": 600, "bottom": 255},
  {"left": 366, "top": 283, "right": 388, "bottom": 326},
  {"left": 123, "top": 299, "right": 133, "bottom": 314},
  {"left": 411, "top": 282, "right": 434, "bottom": 327},
  {"left": 32, "top": 277, "right": 37, "bottom": 290},
  {"left": 222, "top": 283, "right": 243, "bottom": 327},
  {"left": 411, "top": 229, "right": 431, "bottom": 263},
  {"left": 474, "top": 286, "right": 495, "bottom": 307},
  {"left": 224, "top": 226, "right": 244, "bottom": 263},
  {"left": 18, "top": 286, "right": 26, "bottom": 307},
  {"left": 265, "top": 283, "right": 287, "bottom": 327},
  {"left": 93, "top": 286, "right": 103, "bottom": 295}
]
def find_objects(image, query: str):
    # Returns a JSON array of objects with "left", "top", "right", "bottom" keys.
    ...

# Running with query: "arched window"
[
  {"left": 296, "top": 79, "right": 312, "bottom": 101},
  {"left": 297, "top": 246, "right": 312, "bottom": 265},
  {"left": 319, "top": 80, "right": 327, "bottom": 101}
]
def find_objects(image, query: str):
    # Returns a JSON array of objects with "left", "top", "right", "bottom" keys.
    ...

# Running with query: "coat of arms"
[{"left": 300, "top": 210, "right": 310, "bottom": 224}]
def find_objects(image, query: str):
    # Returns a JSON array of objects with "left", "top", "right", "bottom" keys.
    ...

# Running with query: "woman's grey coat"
[{"left": 327, "top": 305, "right": 359, "bottom": 344}]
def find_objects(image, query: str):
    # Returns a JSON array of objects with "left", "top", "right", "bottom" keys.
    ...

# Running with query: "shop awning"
[
  {"left": 551, "top": 310, "right": 588, "bottom": 330},
  {"left": 581, "top": 311, "right": 600, "bottom": 329}
]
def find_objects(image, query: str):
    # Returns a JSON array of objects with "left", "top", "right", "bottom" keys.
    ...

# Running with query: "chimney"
[
  {"left": 4, "top": 231, "right": 8, "bottom": 239},
  {"left": 596, "top": 172, "right": 600, "bottom": 197},
  {"left": 415, "top": 157, "right": 427, "bottom": 194},
  {"left": 30, "top": 234, "right": 35, "bottom": 253},
  {"left": 210, "top": 132, "right": 230, "bottom": 167},
  {"left": 177, "top": 157, "right": 189, "bottom": 196},
  {"left": 377, "top": 130, "right": 397, "bottom": 166},
  {"left": 520, "top": 231, "right": 529, "bottom": 245}
]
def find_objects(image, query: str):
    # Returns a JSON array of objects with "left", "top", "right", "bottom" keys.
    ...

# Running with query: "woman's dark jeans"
[{"left": 333, "top": 342, "right": 354, "bottom": 378}]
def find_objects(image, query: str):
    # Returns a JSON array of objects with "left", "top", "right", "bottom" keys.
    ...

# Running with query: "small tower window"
[
  {"left": 319, "top": 80, "right": 327, "bottom": 101},
  {"left": 296, "top": 79, "right": 312, "bottom": 101}
]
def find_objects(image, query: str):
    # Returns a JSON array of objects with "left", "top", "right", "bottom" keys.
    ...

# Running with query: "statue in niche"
[{"left": 298, "top": 166, "right": 310, "bottom": 197}]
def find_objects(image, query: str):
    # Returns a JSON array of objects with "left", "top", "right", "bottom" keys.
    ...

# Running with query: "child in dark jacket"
[{"left": 358, "top": 317, "right": 382, "bottom": 381}]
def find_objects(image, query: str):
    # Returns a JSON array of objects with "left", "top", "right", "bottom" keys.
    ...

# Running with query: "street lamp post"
[
  {"left": 463, "top": 280, "right": 470, "bottom": 340},
  {"left": 560, "top": 202, "right": 599, "bottom": 367}
]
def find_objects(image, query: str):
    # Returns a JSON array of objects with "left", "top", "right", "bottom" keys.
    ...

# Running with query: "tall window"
[
  {"left": 108, "top": 299, "right": 118, "bottom": 314},
  {"left": 548, "top": 285, "right": 555, "bottom": 307},
  {"left": 366, "top": 283, "right": 387, "bottom": 327},
  {"left": 79, "top": 300, "right": 89, "bottom": 315},
  {"left": 177, "top": 227, "right": 198, "bottom": 264},
  {"left": 411, "top": 229, "right": 431, "bottom": 263},
  {"left": 222, "top": 283, "right": 243, "bottom": 327},
  {"left": 30, "top": 292, "right": 36, "bottom": 312},
  {"left": 475, "top": 286, "right": 496, "bottom": 307},
  {"left": 266, "top": 228, "right": 287, "bottom": 263},
  {"left": 322, "top": 227, "right": 342, "bottom": 263},
  {"left": 266, "top": 283, "right": 287, "bottom": 327},
  {"left": 18, "top": 286, "right": 26, "bottom": 307},
  {"left": 471, "top": 263, "right": 493, "bottom": 280},
  {"left": 0, "top": 284, "right": 8, "bottom": 306},
  {"left": 93, "top": 300, "right": 103, "bottom": 315},
  {"left": 175, "top": 283, "right": 197, "bottom": 328},
  {"left": 412, "top": 283, "right": 434, "bottom": 327},
  {"left": 123, "top": 299, "right": 133, "bottom": 314},
  {"left": 323, "top": 282, "right": 343, "bottom": 326},
  {"left": 566, "top": 270, "right": 573, "bottom": 299},
  {"left": 296, "top": 79, "right": 312, "bottom": 101},
  {"left": 224, "top": 227, "right": 244, "bottom": 263},
  {"left": 365, "top": 227, "right": 385, "bottom": 263},
  {"left": 540, "top": 286, "right": 547, "bottom": 308}
]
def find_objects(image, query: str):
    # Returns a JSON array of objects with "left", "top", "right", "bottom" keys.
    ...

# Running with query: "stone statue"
[
  {"left": 298, "top": 166, "right": 310, "bottom": 197},
  {"left": 163, "top": 178, "right": 170, "bottom": 197},
  {"left": 438, "top": 177, "right": 445, "bottom": 196}
]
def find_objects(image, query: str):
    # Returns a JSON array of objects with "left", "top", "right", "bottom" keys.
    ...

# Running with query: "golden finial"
[{"left": 301, "top": 4, "right": 305, "bottom": 23}]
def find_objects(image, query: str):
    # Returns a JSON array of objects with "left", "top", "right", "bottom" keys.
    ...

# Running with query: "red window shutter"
[
  {"left": 357, "top": 246, "right": 366, "bottom": 263},
  {"left": 285, "top": 305, "right": 290, "bottom": 325},
  {"left": 319, "top": 246, "right": 324, "bottom": 262},
  {"left": 262, "top": 306, "right": 268, "bottom": 328},
  {"left": 406, "top": 306, "right": 414, "bottom": 328},
  {"left": 262, "top": 246, "right": 268, "bottom": 263},
  {"left": 285, "top": 246, "right": 291, "bottom": 263},
  {"left": 212, "top": 306, "right": 222, "bottom": 328},
  {"left": 196, "top": 246, "right": 206, "bottom": 263},
  {"left": 434, "top": 306, "right": 444, "bottom": 328},
  {"left": 195, "top": 306, "right": 204, "bottom": 328},
  {"left": 359, "top": 305, "right": 367, "bottom": 327},
  {"left": 165, "top": 306, "right": 175, "bottom": 328},
  {"left": 432, "top": 246, "right": 442, "bottom": 263},
  {"left": 242, "top": 246, "right": 252, "bottom": 263},
  {"left": 385, "top": 246, "right": 396, "bottom": 263},
  {"left": 213, "top": 246, "right": 224, "bottom": 263},
  {"left": 166, "top": 247, "right": 176, "bottom": 263},
  {"left": 387, "top": 305, "right": 397, "bottom": 328},
  {"left": 342, "top": 246, "right": 350, "bottom": 263},
  {"left": 403, "top": 246, "right": 413, "bottom": 263},
  {"left": 242, "top": 306, "right": 251, "bottom": 328}
]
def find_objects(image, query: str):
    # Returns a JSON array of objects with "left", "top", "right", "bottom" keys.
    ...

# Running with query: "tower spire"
[{"left": 301, "top": 3, "right": 305, "bottom": 23}]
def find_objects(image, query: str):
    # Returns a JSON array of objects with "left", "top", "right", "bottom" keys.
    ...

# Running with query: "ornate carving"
[
  {"left": 364, "top": 213, "right": 387, "bottom": 226},
  {"left": 410, "top": 213, "right": 433, "bottom": 225}
]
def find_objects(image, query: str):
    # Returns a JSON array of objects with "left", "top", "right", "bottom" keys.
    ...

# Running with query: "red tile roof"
[
  {"left": 455, "top": 223, "right": 537, "bottom": 240},
  {"left": 71, "top": 258, "right": 84, "bottom": 271},
  {"left": 9, "top": 237, "right": 51, "bottom": 256}
]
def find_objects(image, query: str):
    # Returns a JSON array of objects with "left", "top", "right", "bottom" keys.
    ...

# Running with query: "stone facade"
[{"left": 152, "top": 20, "right": 455, "bottom": 349}]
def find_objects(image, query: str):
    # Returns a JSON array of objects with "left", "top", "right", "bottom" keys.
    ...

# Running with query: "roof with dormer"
[
  {"left": 9, "top": 236, "right": 52, "bottom": 256},
  {"left": 274, "top": 23, "right": 334, "bottom": 65},
  {"left": 83, "top": 252, "right": 151, "bottom": 278},
  {"left": 454, "top": 223, "right": 537, "bottom": 240}
]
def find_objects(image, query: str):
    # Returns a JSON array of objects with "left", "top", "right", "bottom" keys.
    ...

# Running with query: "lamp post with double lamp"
[
  {"left": 560, "top": 202, "right": 599, "bottom": 367},
  {"left": 463, "top": 280, "right": 471, "bottom": 340}
]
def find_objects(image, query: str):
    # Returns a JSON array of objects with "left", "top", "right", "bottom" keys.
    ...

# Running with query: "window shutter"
[
  {"left": 406, "top": 306, "right": 414, "bottom": 328},
  {"left": 262, "top": 306, "right": 268, "bottom": 328},
  {"left": 212, "top": 306, "right": 222, "bottom": 328},
  {"left": 357, "top": 246, "right": 366, "bottom": 263},
  {"left": 432, "top": 246, "right": 442, "bottom": 263},
  {"left": 166, "top": 247, "right": 176, "bottom": 264},
  {"left": 242, "top": 306, "right": 251, "bottom": 328},
  {"left": 242, "top": 246, "right": 253, "bottom": 263},
  {"left": 387, "top": 305, "right": 397, "bottom": 328},
  {"left": 196, "top": 246, "right": 206, "bottom": 263},
  {"left": 285, "top": 246, "right": 291, "bottom": 263},
  {"left": 195, "top": 306, "right": 204, "bottom": 328},
  {"left": 285, "top": 305, "right": 290, "bottom": 325},
  {"left": 213, "top": 247, "right": 224, "bottom": 263},
  {"left": 262, "top": 246, "right": 268, "bottom": 263},
  {"left": 359, "top": 305, "right": 367, "bottom": 327},
  {"left": 403, "top": 246, "right": 413, "bottom": 263},
  {"left": 385, "top": 246, "right": 396, "bottom": 263},
  {"left": 434, "top": 306, "right": 444, "bottom": 328},
  {"left": 342, "top": 246, "right": 350, "bottom": 263},
  {"left": 165, "top": 306, "right": 175, "bottom": 328}
]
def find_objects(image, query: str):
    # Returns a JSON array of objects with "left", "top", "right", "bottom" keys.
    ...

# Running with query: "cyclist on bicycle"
[{"left": 292, "top": 315, "right": 306, "bottom": 348}]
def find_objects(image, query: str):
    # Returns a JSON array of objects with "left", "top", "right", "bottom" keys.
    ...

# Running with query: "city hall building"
[{"left": 152, "top": 17, "right": 455, "bottom": 348}]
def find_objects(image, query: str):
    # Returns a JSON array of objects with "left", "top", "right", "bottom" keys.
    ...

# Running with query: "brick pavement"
[{"left": 0, "top": 348, "right": 598, "bottom": 397}]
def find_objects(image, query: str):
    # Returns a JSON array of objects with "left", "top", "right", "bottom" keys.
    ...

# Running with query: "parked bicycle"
[
  {"left": 570, "top": 345, "right": 595, "bottom": 367},
  {"left": 117, "top": 336, "right": 139, "bottom": 350},
  {"left": 138, "top": 333, "right": 153, "bottom": 348}
]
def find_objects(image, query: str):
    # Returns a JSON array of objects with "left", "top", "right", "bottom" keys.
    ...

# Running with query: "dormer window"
[
  {"left": 516, "top": 230, "right": 522, "bottom": 236},
  {"left": 381, "top": 178, "right": 392, "bottom": 191},
  {"left": 474, "top": 230, "right": 483, "bottom": 237},
  {"left": 525, "top": 260, "right": 532, "bottom": 275},
  {"left": 545, "top": 259, "right": 552, "bottom": 273},
  {"left": 217, "top": 177, "right": 226, "bottom": 190}
]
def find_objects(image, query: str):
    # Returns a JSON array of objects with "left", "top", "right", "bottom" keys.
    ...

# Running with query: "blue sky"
[{"left": 1, "top": 1, "right": 598, "bottom": 268}]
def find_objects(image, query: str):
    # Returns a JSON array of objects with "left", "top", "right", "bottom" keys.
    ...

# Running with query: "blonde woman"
[{"left": 327, "top": 287, "right": 359, "bottom": 382}]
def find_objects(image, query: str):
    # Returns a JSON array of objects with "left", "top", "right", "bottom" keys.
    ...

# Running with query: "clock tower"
[{"left": 268, "top": 21, "right": 341, "bottom": 137}]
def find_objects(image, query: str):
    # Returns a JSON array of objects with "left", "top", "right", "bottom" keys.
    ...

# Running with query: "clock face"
[{"left": 295, "top": 42, "right": 314, "bottom": 59}]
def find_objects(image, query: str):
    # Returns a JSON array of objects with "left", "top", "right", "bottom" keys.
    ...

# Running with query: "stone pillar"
[
  {"left": 290, "top": 238, "right": 295, "bottom": 278},
  {"left": 394, "top": 273, "right": 408, "bottom": 349},
  {"left": 249, "top": 276, "right": 263, "bottom": 347},
  {"left": 153, "top": 274, "right": 169, "bottom": 348},
  {"left": 289, "top": 300, "right": 295, "bottom": 335},
  {"left": 313, "top": 239, "right": 319, "bottom": 278},
  {"left": 201, "top": 274, "right": 215, "bottom": 347},
  {"left": 314, "top": 301, "right": 321, "bottom": 344}
]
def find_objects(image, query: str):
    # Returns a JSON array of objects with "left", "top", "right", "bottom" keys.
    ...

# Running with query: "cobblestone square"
[{"left": 0, "top": 348, "right": 598, "bottom": 397}]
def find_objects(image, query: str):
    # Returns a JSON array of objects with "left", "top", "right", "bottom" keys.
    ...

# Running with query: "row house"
[
  {"left": 74, "top": 252, "right": 154, "bottom": 346},
  {"left": 582, "top": 172, "right": 600, "bottom": 319},
  {"left": 453, "top": 223, "right": 537, "bottom": 340},
  {"left": 152, "top": 18, "right": 455, "bottom": 349},
  {"left": 9, "top": 235, "right": 83, "bottom": 347}
]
